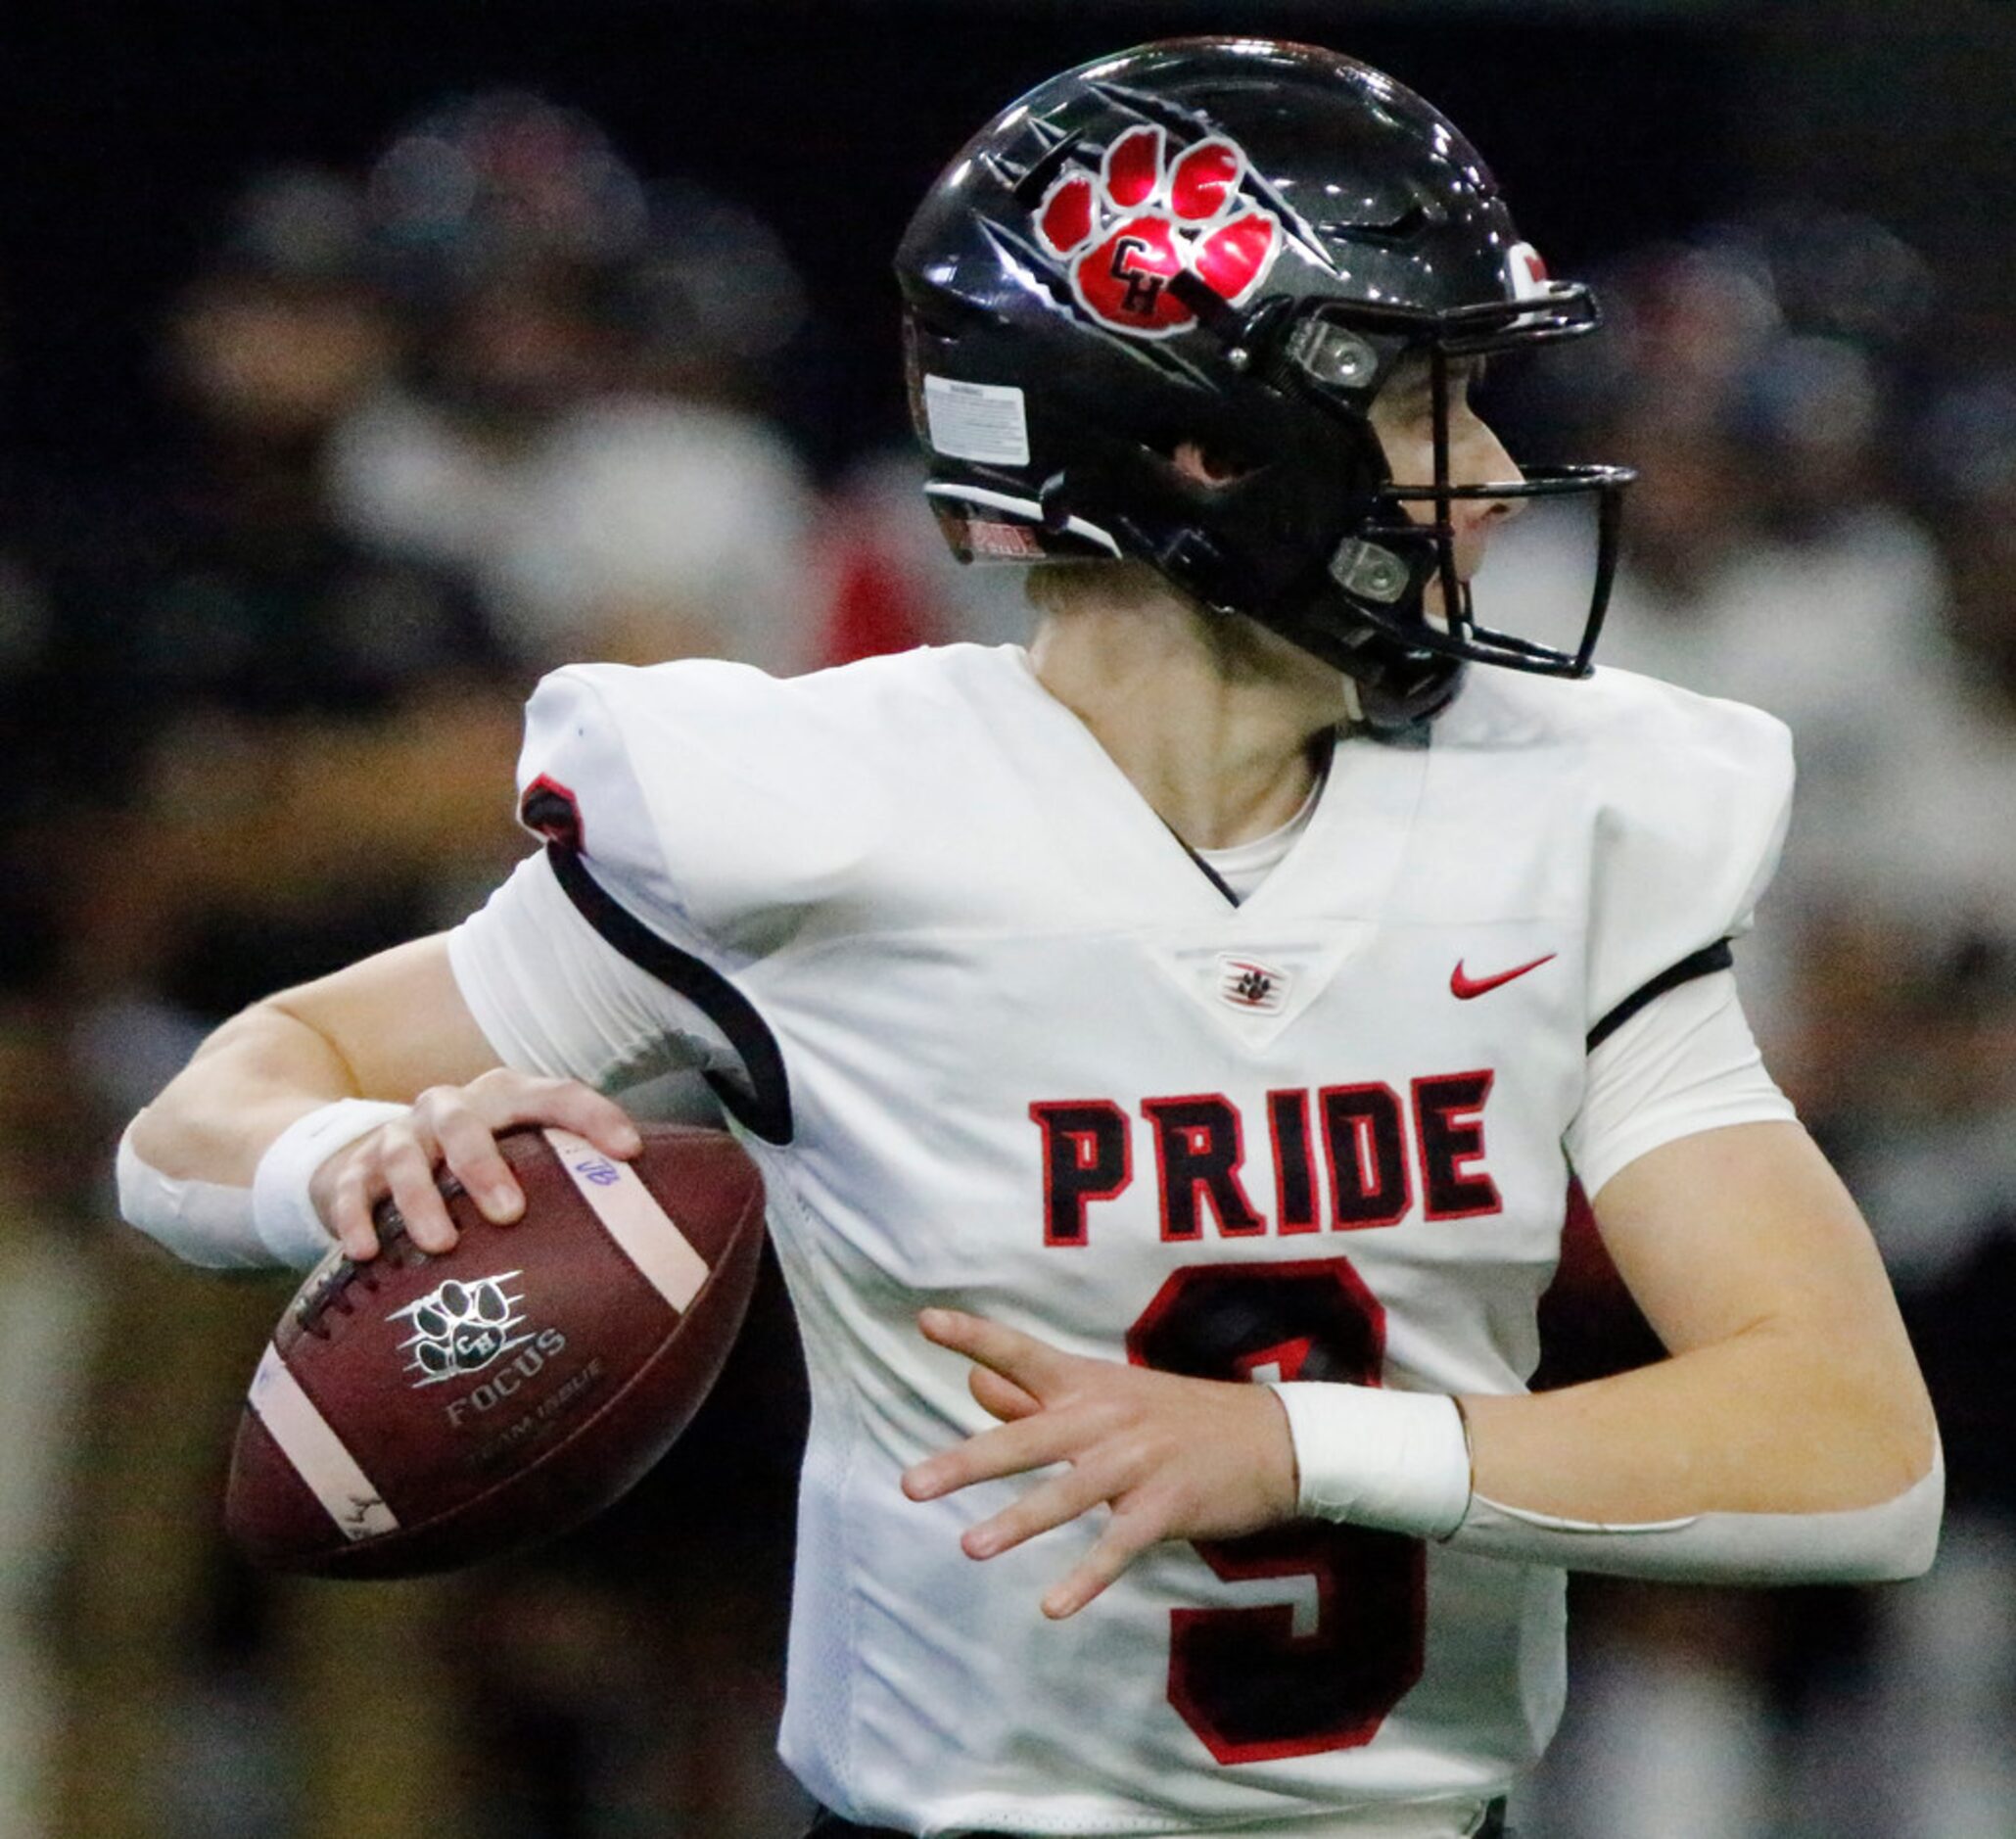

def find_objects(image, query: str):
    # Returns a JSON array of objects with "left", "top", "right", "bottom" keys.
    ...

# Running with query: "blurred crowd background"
[{"left": 3, "top": 2, "right": 2012, "bottom": 1835}]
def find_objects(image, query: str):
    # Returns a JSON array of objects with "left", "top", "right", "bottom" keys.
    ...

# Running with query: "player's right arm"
[
  {"left": 124, "top": 658, "right": 796, "bottom": 1274},
  {"left": 122, "top": 932, "right": 643, "bottom": 1265}
]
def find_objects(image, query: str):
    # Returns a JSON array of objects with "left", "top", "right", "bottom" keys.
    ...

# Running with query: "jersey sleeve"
[
  {"left": 477, "top": 658, "right": 857, "bottom": 1142},
  {"left": 1565, "top": 968, "right": 1797, "bottom": 1198},
  {"left": 511, "top": 658, "right": 882, "bottom": 957},
  {"left": 447, "top": 851, "right": 742, "bottom": 1092},
  {"left": 1584, "top": 680, "right": 1795, "bottom": 1042}
]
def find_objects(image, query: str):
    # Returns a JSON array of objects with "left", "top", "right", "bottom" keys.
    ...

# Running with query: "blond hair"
[{"left": 1023, "top": 558, "right": 1169, "bottom": 622}]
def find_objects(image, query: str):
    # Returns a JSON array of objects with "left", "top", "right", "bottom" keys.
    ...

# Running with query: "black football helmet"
[{"left": 896, "top": 37, "right": 1633, "bottom": 727}]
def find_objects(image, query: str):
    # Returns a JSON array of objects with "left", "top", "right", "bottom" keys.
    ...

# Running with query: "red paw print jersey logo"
[{"left": 1037, "top": 125, "right": 1282, "bottom": 338}]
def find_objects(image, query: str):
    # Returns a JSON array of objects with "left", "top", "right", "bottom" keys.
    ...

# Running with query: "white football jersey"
[{"left": 476, "top": 644, "right": 1792, "bottom": 1836}]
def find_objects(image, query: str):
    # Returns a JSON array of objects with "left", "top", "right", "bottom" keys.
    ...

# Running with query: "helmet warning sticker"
[
  {"left": 922, "top": 375, "right": 1031, "bottom": 465},
  {"left": 1036, "top": 125, "right": 1281, "bottom": 338}
]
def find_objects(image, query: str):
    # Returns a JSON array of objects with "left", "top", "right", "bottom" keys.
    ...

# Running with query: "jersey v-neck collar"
[
  {"left": 1193, "top": 770, "right": 1327, "bottom": 903},
  {"left": 995, "top": 645, "right": 1430, "bottom": 922}
]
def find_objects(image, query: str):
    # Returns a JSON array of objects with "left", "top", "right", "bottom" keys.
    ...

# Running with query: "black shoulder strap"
[
  {"left": 1586, "top": 939, "right": 1735, "bottom": 1054},
  {"left": 544, "top": 842, "right": 794, "bottom": 1145}
]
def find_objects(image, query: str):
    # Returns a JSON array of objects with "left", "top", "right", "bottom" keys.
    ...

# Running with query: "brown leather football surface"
[{"left": 225, "top": 1121, "right": 766, "bottom": 1579}]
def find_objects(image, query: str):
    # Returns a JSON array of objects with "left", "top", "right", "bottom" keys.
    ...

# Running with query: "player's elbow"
[
  {"left": 1877, "top": 1484, "right": 1942, "bottom": 1582},
  {"left": 124, "top": 1011, "right": 258, "bottom": 1182},
  {"left": 1876, "top": 1405, "right": 1942, "bottom": 1512},
  {"left": 1799, "top": 1362, "right": 1943, "bottom": 1582},
  {"left": 1836, "top": 1348, "right": 1942, "bottom": 1523},
  {"left": 1825, "top": 1438, "right": 1944, "bottom": 1583},
  {"left": 129, "top": 1000, "right": 338, "bottom": 1182},
  {"left": 124, "top": 1091, "right": 215, "bottom": 1190},
  {"left": 1766, "top": 1302, "right": 1940, "bottom": 1516},
  {"left": 116, "top": 1120, "right": 271, "bottom": 1272}
]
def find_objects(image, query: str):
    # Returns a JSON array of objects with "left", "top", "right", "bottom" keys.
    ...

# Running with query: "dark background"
[
  {"left": 16, "top": 0, "right": 2007, "bottom": 473},
  {"left": 6, "top": 6, "right": 2012, "bottom": 1837}
]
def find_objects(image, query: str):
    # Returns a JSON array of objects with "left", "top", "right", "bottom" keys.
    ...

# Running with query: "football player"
[{"left": 119, "top": 41, "right": 1939, "bottom": 1839}]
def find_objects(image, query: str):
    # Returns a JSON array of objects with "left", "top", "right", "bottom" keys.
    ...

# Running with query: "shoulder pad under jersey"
[
  {"left": 1432, "top": 665, "right": 1794, "bottom": 1034},
  {"left": 1577, "top": 668, "right": 1794, "bottom": 1031},
  {"left": 514, "top": 658, "right": 893, "bottom": 957}
]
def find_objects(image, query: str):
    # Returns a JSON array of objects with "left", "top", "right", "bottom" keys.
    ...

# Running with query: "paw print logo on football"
[
  {"left": 392, "top": 1273, "right": 531, "bottom": 1389},
  {"left": 1037, "top": 125, "right": 1282, "bottom": 337}
]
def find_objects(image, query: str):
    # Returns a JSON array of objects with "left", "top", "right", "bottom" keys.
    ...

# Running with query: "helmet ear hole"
[{"left": 1172, "top": 442, "right": 1249, "bottom": 487}]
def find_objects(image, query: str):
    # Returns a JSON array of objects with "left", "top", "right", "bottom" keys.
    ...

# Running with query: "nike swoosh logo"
[{"left": 1450, "top": 953, "right": 1558, "bottom": 1000}]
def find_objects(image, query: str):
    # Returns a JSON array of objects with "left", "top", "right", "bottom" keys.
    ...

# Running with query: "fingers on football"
[
  {"left": 420, "top": 1092, "right": 524, "bottom": 1224},
  {"left": 918, "top": 1308, "right": 1073, "bottom": 1395},
  {"left": 326, "top": 1156, "right": 386, "bottom": 1262},
  {"left": 378, "top": 1123, "right": 461, "bottom": 1254},
  {"left": 471, "top": 1069, "right": 642, "bottom": 1160}
]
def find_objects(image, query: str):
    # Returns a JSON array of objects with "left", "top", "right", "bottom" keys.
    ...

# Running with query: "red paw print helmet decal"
[{"left": 1036, "top": 125, "right": 1281, "bottom": 337}]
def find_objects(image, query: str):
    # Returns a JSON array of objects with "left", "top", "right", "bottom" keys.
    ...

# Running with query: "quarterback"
[{"left": 121, "top": 41, "right": 1938, "bottom": 1839}]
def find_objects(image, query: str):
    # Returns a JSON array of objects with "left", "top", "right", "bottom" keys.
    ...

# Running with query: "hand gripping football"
[{"left": 225, "top": 1122, "right": 765, "bottom": 1579}]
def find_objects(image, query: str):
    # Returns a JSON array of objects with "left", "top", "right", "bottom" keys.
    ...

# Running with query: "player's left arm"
[
  {"left": 1446, "top": 691, "right": 1941, "bottom": 1575},
  {"left": 1457, "top": 1117, "right": 1938, "bottom": 1534},
  {"left": 908, "top": 1116, "right": 1939, "bottom": 1613}
]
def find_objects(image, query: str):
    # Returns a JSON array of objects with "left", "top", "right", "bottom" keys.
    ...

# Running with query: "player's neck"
[{"left": 1029, "top": 595, "right": 1351, "bottom": 851}]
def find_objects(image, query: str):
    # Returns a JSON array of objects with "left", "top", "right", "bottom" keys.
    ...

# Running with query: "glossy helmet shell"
[{"left": 896, "top": 37, "right": 1629, "bottom": 728}]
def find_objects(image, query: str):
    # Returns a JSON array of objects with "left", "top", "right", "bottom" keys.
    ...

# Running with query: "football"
[{"left": 225, "top": 1121, "right": 766, "bottom": 1579}]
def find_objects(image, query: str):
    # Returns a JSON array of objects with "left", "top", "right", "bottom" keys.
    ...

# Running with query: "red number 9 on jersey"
[{"left": 1127, "top": 1257, "right": 1426, "bottom": 1763}]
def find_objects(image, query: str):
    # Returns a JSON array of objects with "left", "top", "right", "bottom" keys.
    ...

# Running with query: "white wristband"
[
  {"left": 1268, "top": 1383, "right": 1474, "bottom": 1539},
  {"left": 251, "top": 1099, "right": 411, "bottom": 1269}
]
